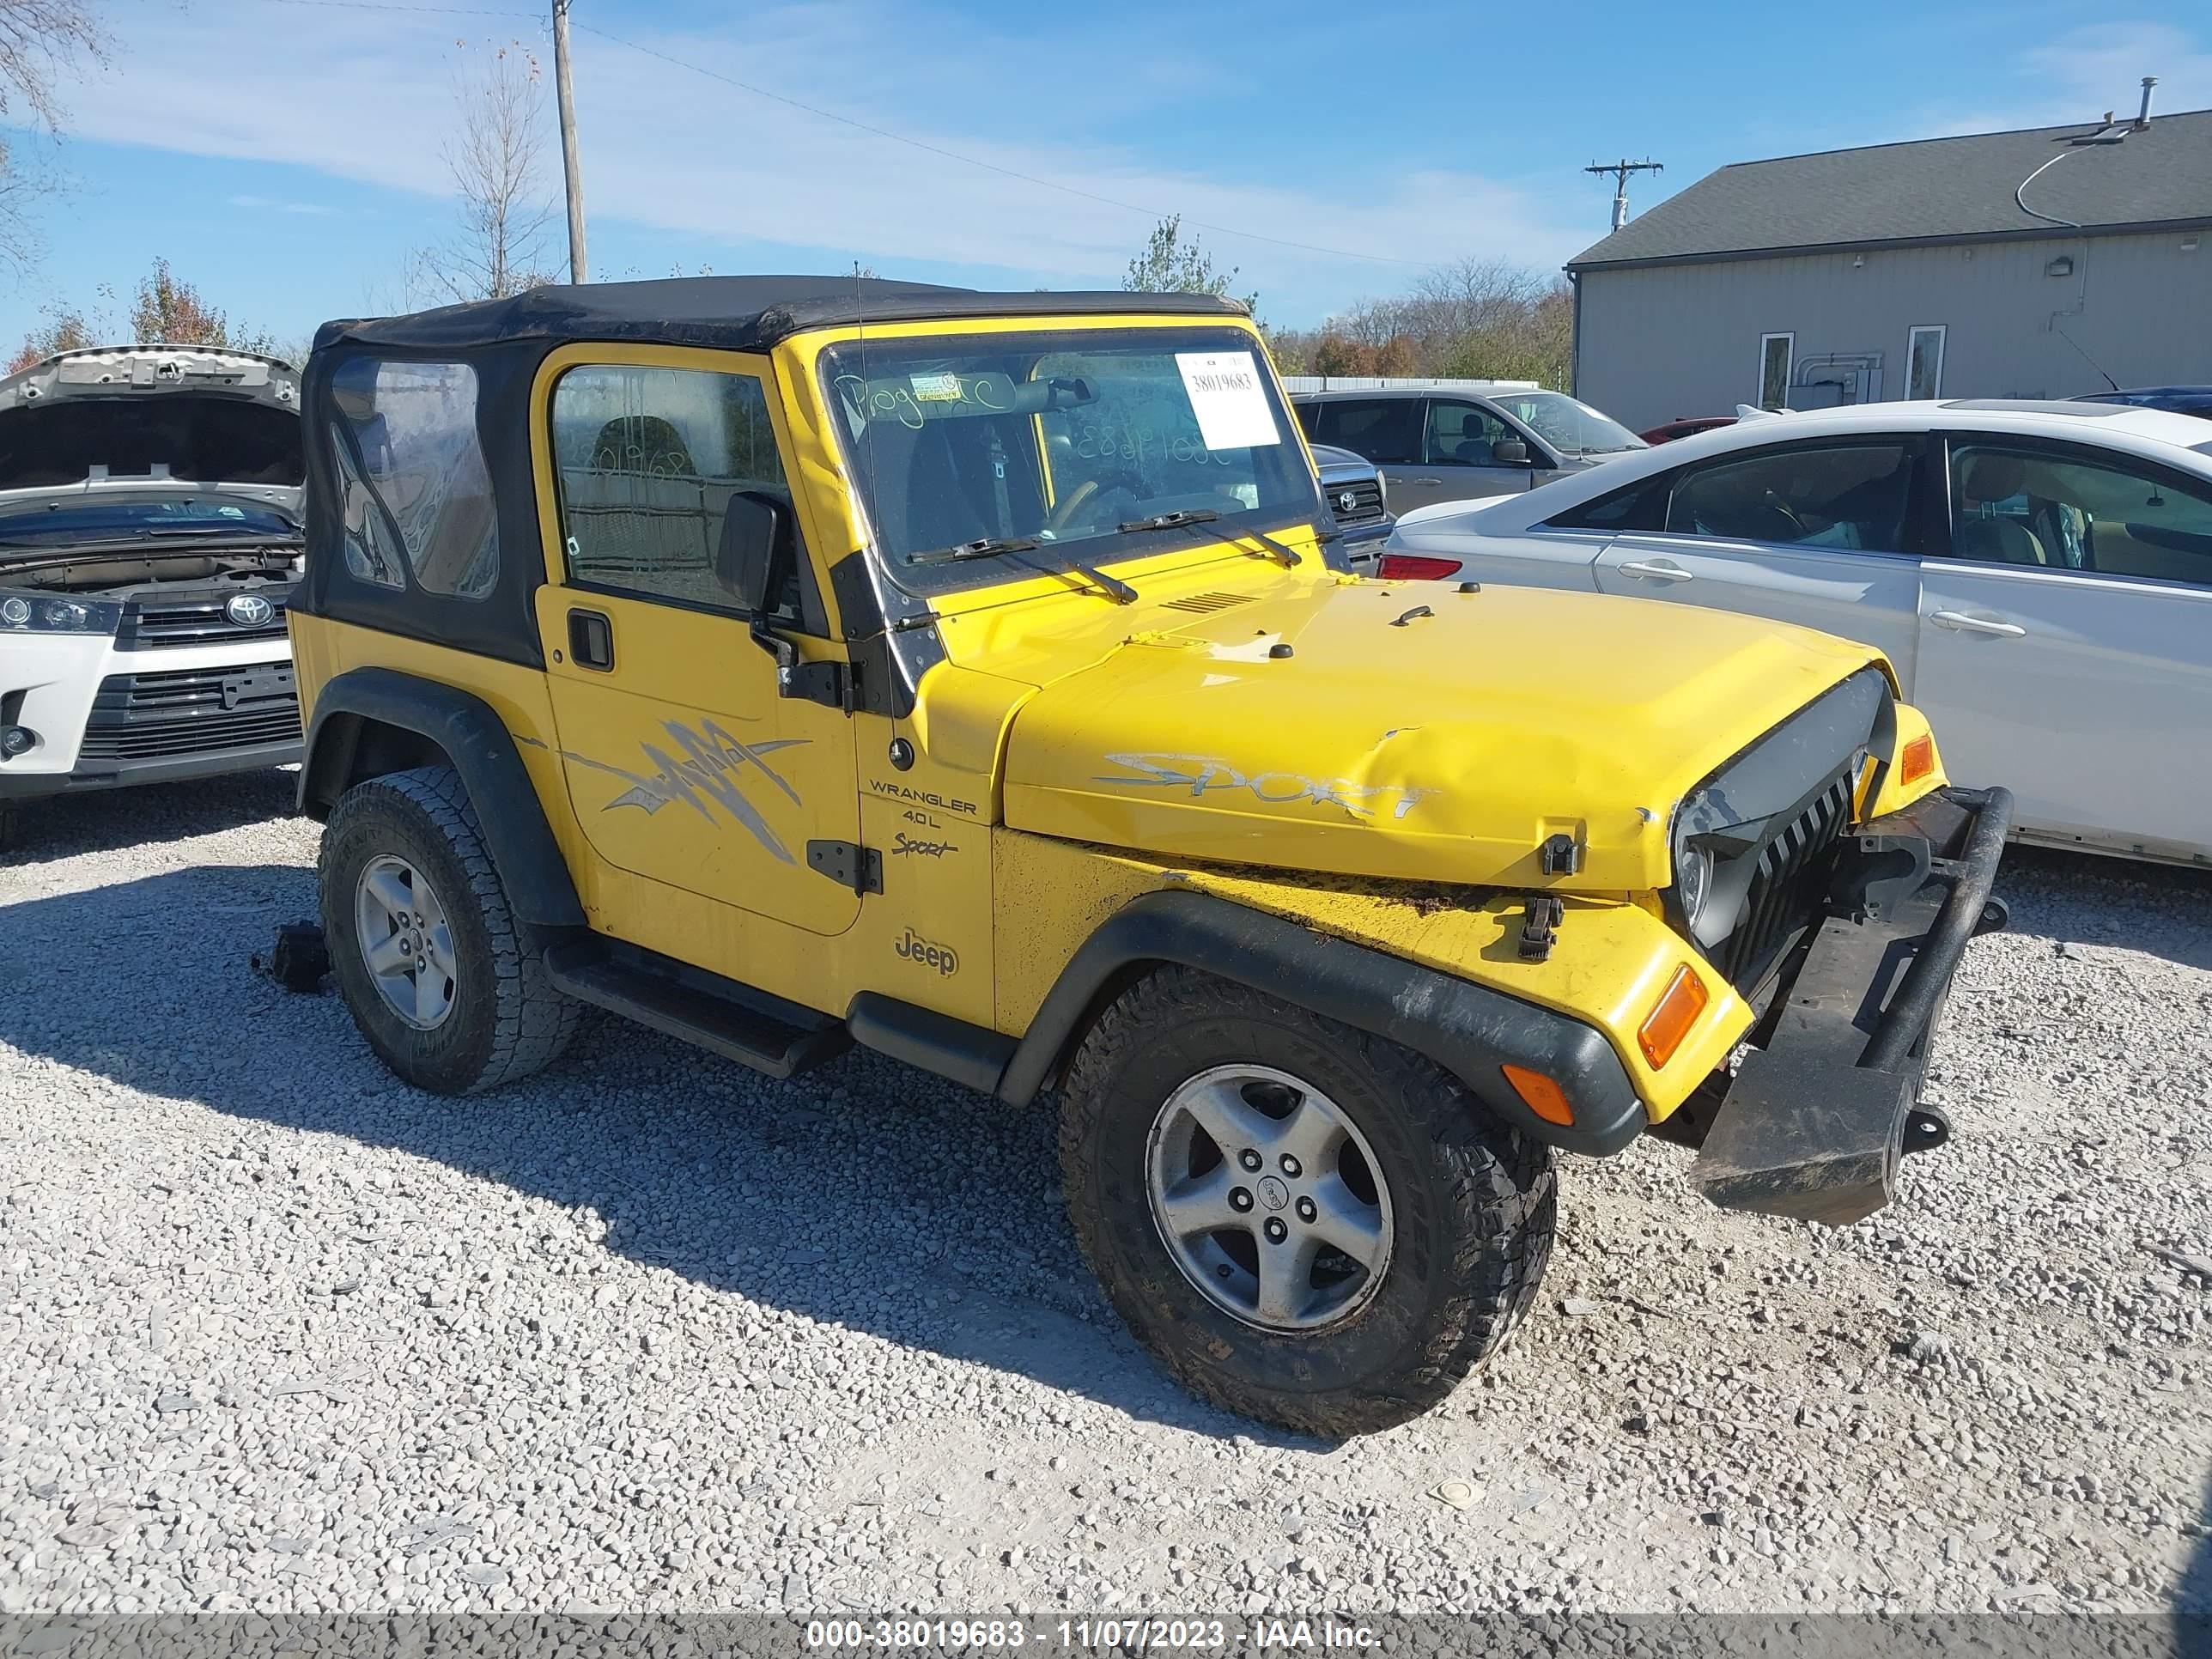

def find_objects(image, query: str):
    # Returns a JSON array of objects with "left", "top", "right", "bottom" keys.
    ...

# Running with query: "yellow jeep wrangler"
[{"left": 289, "top": 277, "right": 2010, "bottom": 1435}]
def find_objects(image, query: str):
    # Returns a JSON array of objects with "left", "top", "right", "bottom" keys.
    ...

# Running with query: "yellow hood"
[{"left": 994, "top": 577, "right": 1888, "bottom": 891}]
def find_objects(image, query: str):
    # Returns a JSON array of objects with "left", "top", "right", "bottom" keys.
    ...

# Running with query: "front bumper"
[
  {"left": 1691, "top": 785, "right": 2014, "bottom": 1225},
  {"left": 0, "top": 738, "right": 302, "bottom": 799}
]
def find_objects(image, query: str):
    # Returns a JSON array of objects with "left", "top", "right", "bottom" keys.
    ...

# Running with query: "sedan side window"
[
  {"left": 1319, "top": 398, "right": 1421, "bottom": 466},
  {"left": 1948, "top": 441, "right": 2212, "bottom": 587},
  {"left": 1424, "top": 401, "right": 1513, "bottom": 466},
  {"left": 1665, "top": 442, "right": 1917, "bottom": 552}
]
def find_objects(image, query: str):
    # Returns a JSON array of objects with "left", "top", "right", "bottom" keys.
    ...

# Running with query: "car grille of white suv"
[
  {"left": 113, "top": 588, "right": 292, "bottom": 650},
  {"left": 76, "top": 662, "right": 301, "bottom": 762}
]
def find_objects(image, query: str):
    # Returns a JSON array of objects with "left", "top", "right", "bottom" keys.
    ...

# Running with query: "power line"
[{"left": 246, "top": 0, "right": 1427, "bottom": 268}]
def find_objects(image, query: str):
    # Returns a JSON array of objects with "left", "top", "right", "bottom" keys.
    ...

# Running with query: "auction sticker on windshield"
[{"left": 1175, "top": 350, "right": 1279, "bottom": 451}]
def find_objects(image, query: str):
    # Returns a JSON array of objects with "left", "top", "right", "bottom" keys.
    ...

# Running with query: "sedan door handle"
[
  {"left": 1618, "top": 560, "right": 1694, "bottom": 584},
  {"left": 1407, "top": 477, "right": 1442, "bottom": 486},
  {"left": 1929, "top": 610, "right": 2027, "bottom": 638}
]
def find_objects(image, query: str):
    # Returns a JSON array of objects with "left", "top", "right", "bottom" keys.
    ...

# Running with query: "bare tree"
[
  {"left": 1270, "top": 258, "right": 1575, "bottom": 388},
  {"left": 0, "top": 0, "right": 109, "bottom": 280},
  {"left": 410, "top": 40, "right": 557, "bottom": 303}
]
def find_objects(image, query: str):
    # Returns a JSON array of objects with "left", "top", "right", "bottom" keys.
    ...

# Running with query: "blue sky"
[{"left": 4, "top": 0, "right": 2209, "bottom": 352}]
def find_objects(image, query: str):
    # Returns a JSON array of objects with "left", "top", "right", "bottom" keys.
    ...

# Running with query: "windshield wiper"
[
  {"left": 1121, "top": 507, "right": 1301, "bottom": 569},
  {"left": 910, "top": 536, "right": 1041, "bottom": 565},
  {"left": 908, "top": 535, "right": 1137, "bottom": 605},
  {"left": 1118, "top": 508, "right": 1219, "bottom": 533},
  {"left": 138, "top": 525, "right": 299, "bottom": 540}
]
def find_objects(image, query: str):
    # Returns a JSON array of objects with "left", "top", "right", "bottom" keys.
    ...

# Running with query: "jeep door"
[{"left": 532, "top": 349, "right": 862, "bottom": 935}]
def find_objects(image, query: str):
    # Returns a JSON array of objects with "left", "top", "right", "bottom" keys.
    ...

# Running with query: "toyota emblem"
[
  {"left": 1338, "top": 489, "right": 1358, "bottom": 513},
  {"left": 225, "top": 593, "right": 275, "bottom": 628}
]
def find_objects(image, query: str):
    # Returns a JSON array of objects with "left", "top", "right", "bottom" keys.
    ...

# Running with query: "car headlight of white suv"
[{"left": 0, "top": 592, "right": 124, "bottom": 634}]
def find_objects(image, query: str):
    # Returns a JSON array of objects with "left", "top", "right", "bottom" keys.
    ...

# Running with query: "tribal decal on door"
[{"left": 553, "top": 717, "right": 810, "bottom": 862}]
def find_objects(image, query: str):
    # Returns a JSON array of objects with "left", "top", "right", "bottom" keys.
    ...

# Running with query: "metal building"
[{"left": 1566, "top": 101, "right": 2212, "bottom": 432}]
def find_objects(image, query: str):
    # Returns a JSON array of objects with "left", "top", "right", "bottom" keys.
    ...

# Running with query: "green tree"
[{"left": 1123, "top": 215, "right": 1257, "bottom": 315}]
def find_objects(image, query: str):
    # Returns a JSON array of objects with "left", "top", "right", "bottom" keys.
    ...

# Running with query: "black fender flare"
[
  {"left": 298, "top": 665, "right": 586, "bottom": 931},
  {"left": 996, "top": 889, "right": 1646, "bottom": 1156}
]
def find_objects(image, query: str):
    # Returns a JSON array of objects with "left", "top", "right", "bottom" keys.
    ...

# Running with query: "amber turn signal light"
[
  {"left": 1637, "top": 964, "right": 1711, "bottom": 1070},
  {"left": 1501, "top": 1063, "right": 1575, "bottom": 1127},
  {"left": 1899, "top": 733, "right": 1936, "bottom": 786}
]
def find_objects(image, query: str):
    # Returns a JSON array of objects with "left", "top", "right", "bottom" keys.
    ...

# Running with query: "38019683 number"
[{"left": 805, "top": 1620, "right": 1030, "bottom": 1648}]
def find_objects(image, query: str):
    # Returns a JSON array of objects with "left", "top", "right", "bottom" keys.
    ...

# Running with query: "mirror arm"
[{"left": 750, "top": 614, "right": 856, "bottom": 714}]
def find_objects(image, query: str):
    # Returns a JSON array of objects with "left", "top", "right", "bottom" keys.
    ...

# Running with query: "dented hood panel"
[{"left": 996, "top": 579, "right": 1887, "bottom": 890}]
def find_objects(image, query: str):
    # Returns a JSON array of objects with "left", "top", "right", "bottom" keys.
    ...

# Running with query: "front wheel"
[{"left": 1059, "top": 967, "right": 1556, "bottom": 1437}]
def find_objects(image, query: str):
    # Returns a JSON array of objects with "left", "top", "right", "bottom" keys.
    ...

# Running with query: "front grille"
[
  {"left": 114, "top": 586, "right": 293, "bottom": 650},
  {"left": 1326, "top": 478, "right": 1386, "bottom": 526},
  {"left": 1712, "top": 771, "right": 1854, "bottom": 992},
  {"left": 76, "top": 661, "right": 301, "bottom": 763}
]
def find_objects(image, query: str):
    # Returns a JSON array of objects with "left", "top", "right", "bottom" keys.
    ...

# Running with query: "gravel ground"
[{"left": 1, "top": 774, "right": 2208, "bottom": 1618}]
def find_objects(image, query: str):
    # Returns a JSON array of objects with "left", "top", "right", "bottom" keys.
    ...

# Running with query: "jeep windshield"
[{"left": 820, "top": 326, "right": 1324, "bottom": 592}]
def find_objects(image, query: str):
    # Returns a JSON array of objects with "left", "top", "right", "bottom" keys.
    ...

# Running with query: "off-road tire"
[
  {"left": 319, "top": 765, "right": 579, "bottom": 1095},
  {"left": 1060, "top": 966, "right": 1556, "bottom": 1437}
]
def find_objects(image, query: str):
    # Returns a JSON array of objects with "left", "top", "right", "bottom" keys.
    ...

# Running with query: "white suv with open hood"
[{"left": 0, "top": 345, "right": 305, "bottom": 836}]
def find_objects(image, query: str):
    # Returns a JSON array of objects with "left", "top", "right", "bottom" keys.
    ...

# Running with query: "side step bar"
[{"left": 543, "top": 943, "right": 850, "bottom": 1080}]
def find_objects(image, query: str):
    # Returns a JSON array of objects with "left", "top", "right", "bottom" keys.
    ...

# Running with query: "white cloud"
[
  {"left": 1906, "top": 21, "right": 2212, "bottom": 139},
  {"left": 56, "top": 0, "right": 1588, "bottom": 304}
]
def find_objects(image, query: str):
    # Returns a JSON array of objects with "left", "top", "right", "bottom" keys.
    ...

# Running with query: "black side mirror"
[
  {"left": 715, "top": 489, "right": 793, "bottom": 614},
  {"left": 1492, "top": 438, "right": 1531, "bottom": 466}
]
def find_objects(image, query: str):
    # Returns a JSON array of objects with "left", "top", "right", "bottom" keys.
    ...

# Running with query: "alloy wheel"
[
  {"left": 354, "top": 854, "right": 458, "bottom": 1030},
  {"left": 1145, "top": 1063, "right": 1395, "bottom": 1333}
]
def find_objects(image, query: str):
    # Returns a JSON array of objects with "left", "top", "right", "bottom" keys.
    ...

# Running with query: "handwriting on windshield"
[
  {"left": 835, "top": 372, "right": 1015, "bottom": 431},
  {"left": 1070, "top": 419, "right": 1232, "bottom": 469}
]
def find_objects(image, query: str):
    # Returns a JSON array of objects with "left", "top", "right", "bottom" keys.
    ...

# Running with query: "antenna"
[{"left": 1585, "top": 158, "right": 1664, "bottom": 233}]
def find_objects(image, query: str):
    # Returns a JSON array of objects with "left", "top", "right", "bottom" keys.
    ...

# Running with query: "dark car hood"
[{"left": 1307, "top": 441, "right": 1371, "bottom": 471}]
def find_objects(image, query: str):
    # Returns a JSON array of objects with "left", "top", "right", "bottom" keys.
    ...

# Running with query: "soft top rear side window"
[
  {"left": 1543, "top": 470, "right": 1674, "bottom": 532},
  {"left": 326, "top": 358, "right": 499, "bottom": 600}
]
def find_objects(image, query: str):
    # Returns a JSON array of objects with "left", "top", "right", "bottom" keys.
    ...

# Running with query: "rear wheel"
[
  {"left": 1059, "top": 967, "right": 1555, "bottom": 1437},
  {"left": 319, "top": 766, "right": 578, "bottom": 1094}
]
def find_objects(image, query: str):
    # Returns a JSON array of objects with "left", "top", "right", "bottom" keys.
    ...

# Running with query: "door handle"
[
  {"left": 1407, "top": 477, "right": 1442, "bottom": 486},
  {"left": 568, "top": 608, "right": 615, "bottom": 670},
  {"left": 1929, "top": 610, "right": 2027, "bottom": 638},
  {"left": 1619, "top": 560, "right": 1693, "bottom": 584}
]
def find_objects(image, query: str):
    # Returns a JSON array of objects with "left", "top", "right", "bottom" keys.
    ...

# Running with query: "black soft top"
[{"left": 313, "top": 276, "right": 1249, "bottom": 355}]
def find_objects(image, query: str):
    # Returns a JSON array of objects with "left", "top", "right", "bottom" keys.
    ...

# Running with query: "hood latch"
[{"left": 1518, "top": 895, "right": 1565, "bottom": 962}]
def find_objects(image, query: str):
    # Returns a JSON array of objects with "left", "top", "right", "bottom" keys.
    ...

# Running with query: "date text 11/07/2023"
[{"left": 803, "top": 1619, "right": 1381, "bottom": 1650}]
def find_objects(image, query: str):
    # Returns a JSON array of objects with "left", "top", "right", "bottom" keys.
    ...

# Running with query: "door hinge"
[
  {"left": 806, "top": 838, "right": 882, "bottom": 895},
  {"left": 783, "top": 659, "right": 857, "bottom": 713}
]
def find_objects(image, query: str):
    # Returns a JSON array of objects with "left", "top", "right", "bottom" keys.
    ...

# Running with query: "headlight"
[
  {"left": 1671, "top": 837, "right": 1717, "bottom": 932},
  {"left": 1372, "top": 470, "right": 1389, "bottom": 514},
  {"left": 0, "top": 592, "right": 123, "bottom": 634}
]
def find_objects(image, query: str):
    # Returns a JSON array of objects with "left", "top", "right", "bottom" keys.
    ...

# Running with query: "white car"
[
  {"left": 1377, "top": 398, "right": 2212, "bottom": 867},
  {"left": 0, "top": 345, "right": 304, "bottom": 842}
]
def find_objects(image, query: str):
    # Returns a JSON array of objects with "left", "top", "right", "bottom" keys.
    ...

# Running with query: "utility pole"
[
  {"left": 551, "top": 0, "right": 588, "bottom": 283},
  {"left": 1584, "top": 158, "right": 1663, "bottom": 233}
]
